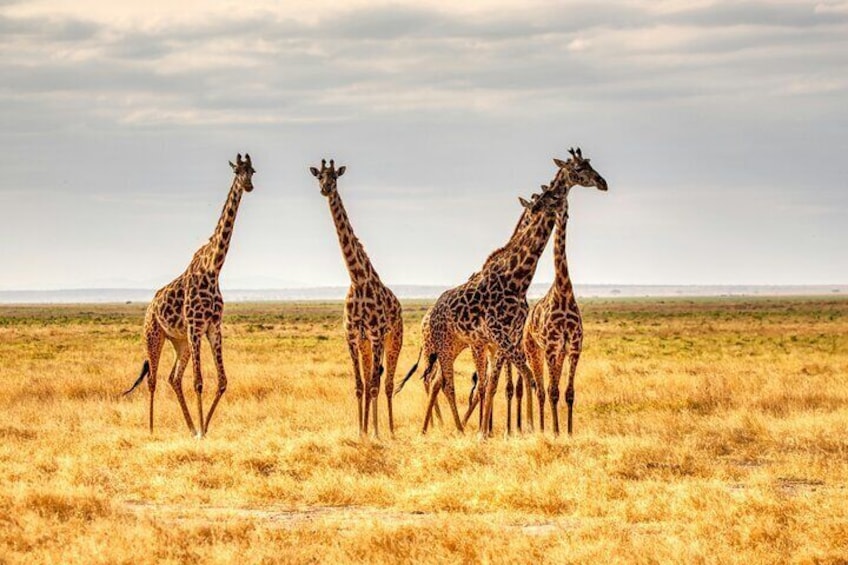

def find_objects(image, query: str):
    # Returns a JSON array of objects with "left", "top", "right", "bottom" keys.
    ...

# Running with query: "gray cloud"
[{"left": 0, "top": 1, "right": 846, "bottom": 288}]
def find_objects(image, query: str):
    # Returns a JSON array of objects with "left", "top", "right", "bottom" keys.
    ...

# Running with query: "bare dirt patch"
[{"left": 122, "top": 500, "right": 565, "bottom": 535}]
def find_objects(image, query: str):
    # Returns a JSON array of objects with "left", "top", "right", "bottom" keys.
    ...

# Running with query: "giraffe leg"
[
  {"left": 505, "top": 362, "right": 514, "bottom": 436},
  {"left": 463, "top": 382, "right": 481, "bottom": 428},
  {"left": 189, "top": 326, "right": 205, "bottom": 438},
  {"left": 565, "top": 351, "right": 580, "bottom": 436},
  {"left": 345, "top": 335, "right": 365, "bottom": 435},
  {"left": 359, "top": 339, "right": 373, "bottom": 436},
  {"left": 546, "top": 348, "right": 565, "bottom": 437},
  {"left": 383, "top": 323, "right": 402, "bottom": 437},
  {"left": 168, "top": 339, "right": 197, "bottom": 435},
  {"left": 202, "top": 323, "right": 228, "bottom": 436},
  {"left": 368, "top": 339, "right": 385, "bottom": 439},
  {"left": 423, "top": 367, "right": 444, "bottom": 426},
  {"left": 493, "top": 340, "right": 538, "bottom": 435},
  {"left": 462, "top": 346, "right": 487, "bottom": 429},
  {"left": 515, "top": 369, "right": 524, "bottom": 432},
  {"left": 524, "top": 334, "right": 544, "bottom": 433},
  {"left": 439, "top": 362, "right": 464, "bottom": 433},
  {"left": 480, "top": 358, "right": 504, "bottom": 439},
  {"left": 144, "top": 321, "right": 165, "bottom": 434},
  {"left": 422, "top": 370, "right": 442, "bottom": 434}
]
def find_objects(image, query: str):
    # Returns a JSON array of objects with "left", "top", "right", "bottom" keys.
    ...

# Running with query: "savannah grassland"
[{"left": 1, "top": 297, "right": 847, "bottom": 564}]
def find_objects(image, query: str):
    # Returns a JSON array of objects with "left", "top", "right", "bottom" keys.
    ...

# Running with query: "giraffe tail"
[
  {"left": 122, "top": 360, "right": 150, "bottom": 396},
  {"left": 395, "top": 347, "right": 431, "bottom": 395}
]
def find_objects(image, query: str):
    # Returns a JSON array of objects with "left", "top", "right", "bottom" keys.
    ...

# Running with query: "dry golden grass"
[{"left": 1, "top": 297, "right": 847, "bottom": 564}]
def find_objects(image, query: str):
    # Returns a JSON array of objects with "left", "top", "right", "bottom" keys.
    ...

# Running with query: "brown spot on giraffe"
[
  {"left": 310, "top": 158, "right": 403, "bottom": 438},
  {"left": 122, "top": 153, "right": 256, "bottom": 438}
]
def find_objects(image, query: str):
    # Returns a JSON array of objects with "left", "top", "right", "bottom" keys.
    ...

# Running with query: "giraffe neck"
[
  {"left": 327, "top": 191, "right": 379, "bottom": 284},
  {"left": 488, "top": 206, "right": 558, "bottom": 297},
  {"left": 552, "top": 204, "right": 573, "bottom": 295},
  {"left": 208, "top": 179, "right": 243, "bottom": 272},
  {"left": 481, "top": 207, "right": 532, "bottom": 270}
]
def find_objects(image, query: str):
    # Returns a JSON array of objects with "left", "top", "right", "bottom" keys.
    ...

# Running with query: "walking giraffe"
[
  {"left": 401, "top": 184, "right": 566, "bottom": 437},
  {"left": 311, "top": 159, "right": 403, "bottom": 437},
  {"left": 123, "top": 153, "right": 256, "bottom": 437}
]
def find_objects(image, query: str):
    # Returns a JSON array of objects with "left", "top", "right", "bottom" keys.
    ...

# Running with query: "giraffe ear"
[
  {"left": 229, "top": 161, "right": 237, "bottom": 170},
  {"left": 519, "top": 196, "right": 533, "bottom": 209},
  {"left": 309, "top": 167, "right": 320, "bottom": 177},
  {"left": 553, "top": 158, "right": 568, "bottom": 168},
  {"left": 337, "top": 166, "right": 346, "bottom": 177}
]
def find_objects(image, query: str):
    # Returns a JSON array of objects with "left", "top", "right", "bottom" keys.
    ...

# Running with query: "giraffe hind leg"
[
  {"left": 144, "top": 320, "right": 165, "bottom": 434},
  {"left": 383, "top": 324, "right": 402, "bottom": 437}
]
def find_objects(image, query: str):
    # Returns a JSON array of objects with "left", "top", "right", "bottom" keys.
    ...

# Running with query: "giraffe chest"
[
  {"left": 344, "top": 283, "right": 400, "bottom": 336},
  {"left": 529, "top": 298, "right": 583, "bottom": 346}
]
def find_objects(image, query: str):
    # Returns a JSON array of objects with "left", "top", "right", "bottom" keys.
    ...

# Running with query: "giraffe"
[
  {"left": 310, "top": 159, "right": 403, "bottom": 437},
  {"left": 396, "top": 190, "right": 544, "bottom": 428},
  {"left": 522, "top": 147, "right": 608, "bottom": 435},
  {"left": 467, "top": 148, "right": 608, "bottom": 435},
  {"left": 122, "top": 153, "right": 256, "bottom": 437},
  {"left": 401, "top": 184, "right": 566, "bottom": 437}
]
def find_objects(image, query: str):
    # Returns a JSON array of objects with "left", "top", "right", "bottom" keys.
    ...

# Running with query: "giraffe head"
[
  {"left": 519, "top": 184, "right": 565, "bottom": 215},
  {"left": 309, "top": 159, "right": 347, "bottom": 197},
  {"left": 229, "top": 153, "right": 256, "bottom": 192},
  {"left": 553, "top": 147, "right": 608, "bottom": 193}
]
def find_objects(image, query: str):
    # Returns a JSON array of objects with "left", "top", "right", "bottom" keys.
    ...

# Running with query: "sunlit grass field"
[{"left": 1, "top": 297, "right": 847, "bottom": 563}]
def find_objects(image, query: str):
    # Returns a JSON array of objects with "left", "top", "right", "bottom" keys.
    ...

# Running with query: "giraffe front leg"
[
  {"left": 546, "top": 349, "right": 565, "bottom": 437},
  {"left": 523, "top": 334, "right": 544, "bottom": 434},
  {"left": 480, "top": 360, "right": 503, "bottom": 439},
  {"left": 439, "top": 363, "right": 464, "bottom": 434},
  {"left": 203, "top": 323, "right": 228, "bottom": 436},
  {"left": 168, "top": 340, "right": 197, "bottom": 435},
  {"left": 358, "top": 339, "right": 373, "bottom": 436},
  {"left": 346, "top": 336, "right": 365, "bottom": 435},
  {"left": 189, "top": 328, "right": 205, "bottom": 438}
]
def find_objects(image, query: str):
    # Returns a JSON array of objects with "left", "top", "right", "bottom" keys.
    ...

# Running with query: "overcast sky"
[{"left": 1, "top": 0, "right": 846, "bottom": 290}]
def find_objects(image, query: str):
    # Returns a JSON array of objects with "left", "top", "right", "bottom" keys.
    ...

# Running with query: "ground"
[{"left": 0, "top": 297, "right": 847, "bottom": 564}]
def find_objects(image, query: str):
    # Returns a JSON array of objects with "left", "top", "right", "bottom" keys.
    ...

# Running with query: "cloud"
[{"left": 2, "top": 1, "right": 846, "bottom": 131}]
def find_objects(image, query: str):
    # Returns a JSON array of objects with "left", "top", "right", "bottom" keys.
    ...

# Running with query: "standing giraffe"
[
  {"left": 470, "top": 148, "right": 608, "bottom": 435},
  {"left": 397, "top": 190, "right": 544, "bottom": 427},
  {"left": 523, "top": 147, "right": 608, "bottom": 435},
  {"left": 123, "top": 153, "right": 256, "bottom": 437},
  {"left": 310, "top": 159, "right": 403, "bottom": 437},
  {"left": 402, "top": 184, "right": 566, "bottom": 437}
]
